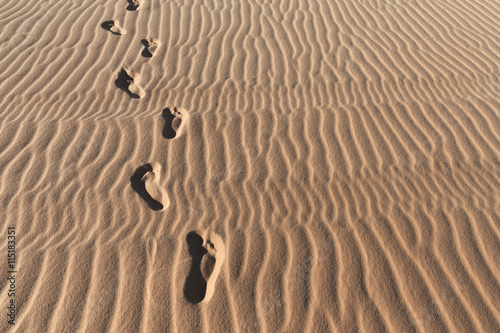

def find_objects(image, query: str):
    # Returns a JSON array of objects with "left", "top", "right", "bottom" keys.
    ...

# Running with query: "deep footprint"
[
  {"left": 130, "top": 162, "right": 167, "bottom": 210},
  {"left": 115, "top": 67, "right": 144, "bottom": 98},
  {"left": 184, "top": 230, "right": 225, "bottom": 304},
  {"left": 162, "top": 107, "right": 189, "bottom": 139},
  {"left": 101, "top": 20, "right": 126, "bottom": 35},
  {"left": 127, "top": 0, "right": 141, "bottom": 11},
  {"left": 141, "top": 38, "right": 160, "bottom": 58}
]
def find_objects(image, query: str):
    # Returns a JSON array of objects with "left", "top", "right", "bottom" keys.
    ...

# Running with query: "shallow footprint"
[
  {"left": 162, "top": 107, "right": 189, "bottom": 139},
  {"left": 102, "top": 20, "right": 126, "bottom": 35},
  {"left": 141, "top": 38, "right": 160, "bottom": 58},
  {"left": 130, "top": 162, "right": 168, "bottom": 210},
  {"left": 184, "top": 230, "right": 225, "bottom": 304},
  {"left": 115, "top": 67, "right": 144, "bottom": 98},
  {"left": 127, "top": 0, "right": 141, "bottom": 11}
]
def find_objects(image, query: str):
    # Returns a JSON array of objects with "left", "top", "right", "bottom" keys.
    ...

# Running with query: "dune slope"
[{"left": 0, "top": 0, "right": 499, "bottom": 332}]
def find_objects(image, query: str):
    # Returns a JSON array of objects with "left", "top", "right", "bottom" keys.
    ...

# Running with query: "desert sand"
[{"left": 0, "top": 0, "right": 499, "bottom": 332}]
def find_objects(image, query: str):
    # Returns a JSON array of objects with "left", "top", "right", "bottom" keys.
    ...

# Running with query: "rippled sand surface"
[{"left": 0, "top": 0, "right": 499, "bottom": 331}]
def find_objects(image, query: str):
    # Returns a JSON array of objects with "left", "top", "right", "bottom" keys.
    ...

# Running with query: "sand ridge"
[
  {"left": 162, "top": 106, "right": 189, "bottom": 139},
  {"left": 103, "top": 3, "right": 226, "bottom": 306},
  {"left": 184, "top": 230, "right": 226, "bottom": 304},
  {"left": 102, "top": 20, "right": 126, "bottom": 35},
  {"left": 126, "top": 0, "right": 141, "bottom": 12}
]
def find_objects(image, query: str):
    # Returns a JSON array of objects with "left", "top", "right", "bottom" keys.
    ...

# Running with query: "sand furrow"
[{"left": 106, "top": 244, "right": 147, "bottom": 333}]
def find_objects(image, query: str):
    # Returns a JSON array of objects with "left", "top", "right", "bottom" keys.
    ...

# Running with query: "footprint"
[
  {"left": 162, "top": 107, "right": 189, "bottom": 139},
  {"left": 130, "top": 162, "right": 168, "bottom": 210},
  {"left": 115, "top": 67, "right": 144, "bottom": 98},
  {"left": 184, "top": 230, "right": 226, "bottom": 304},
  {"left": 102, "top": 20, "right": 126, "bottom": 35},
  {"left": 141, "top": 38, "right": 160, "bottom": 58},
  {"left": 127, "top": 0, "right": 141, "bottom": 11}
]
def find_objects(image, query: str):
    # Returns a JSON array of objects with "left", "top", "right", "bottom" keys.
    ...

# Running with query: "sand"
[{"left": 0, "top": 0, "right": 499, "bottom": 332}]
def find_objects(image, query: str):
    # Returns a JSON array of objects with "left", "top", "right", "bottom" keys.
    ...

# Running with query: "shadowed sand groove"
[{"left": 0, "top": 0, "right": 499, "bottom": 332}]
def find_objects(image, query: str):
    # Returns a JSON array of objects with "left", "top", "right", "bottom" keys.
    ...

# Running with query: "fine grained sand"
[{"left": 0, "top": 0, "right": 499, "bottom": 332}]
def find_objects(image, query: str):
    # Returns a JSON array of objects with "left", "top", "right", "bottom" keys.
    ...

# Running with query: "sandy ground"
[{"left": 0, "top": 0, "right": 499, "bottom": 332}]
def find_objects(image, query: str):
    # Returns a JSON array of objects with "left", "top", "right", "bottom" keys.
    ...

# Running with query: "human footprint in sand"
[
  {"left": 130, "top": 162, "right": 168, "bottom": 210},
  {"left": 141, "top": 162, "right": 168, "bottom": 210},
  {"left": 162, "top": 107, "right": 189, "bottom": 139},
  {"left": 102, "top": 20, "right": 126, "bottom": 35},
  {"left": 141, "top": 38, "right": 160, "bottom": 58},
  {"left": 184, "top": 230, "right": 225, "bottom": 304},
  {"left": 126, "top": 0, "right": 141, "bottom": 11},
  {"left": 115, "top": 67, "right": 144, "bottom": 98}
]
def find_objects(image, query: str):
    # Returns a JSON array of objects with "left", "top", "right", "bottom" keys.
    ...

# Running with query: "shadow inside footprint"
[
  {"left": 184, "top": 231, "right": 209, "bottom": 303},
  {"left": 162, "top": 108, "right": 177, "bottom": 139},
  {"left": 127, "top": 1, "right": 139, "bottom": 11},
  {"left": 101, "top": 21, "right": 117, "bottom": 34},
  {"left": 115, "top": 68, "right": 140, "bottom": 99},
  {"left": 130, "top": 164, "right": 164, "bottom": 211},
  {"left": 141, "top": 39, "right": 153, "bottom": 58}
]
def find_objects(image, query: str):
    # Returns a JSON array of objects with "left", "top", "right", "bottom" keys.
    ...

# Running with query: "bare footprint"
[
  {"left": 115, "top": 67, "right": 144, "bottom": 98},
  {"left": 130, "top": 162, "right": 169, "bottom": 210},
  {"left": 184, "top": 230, "right": 225, "bottom": 304},
  {"left": 141, "top": 162, "right": 168, "bottom": 209},
  {"left": 162, "top": 107, "right": 189, "bottom": 139},
  {"left": 102, "top": 20, "right": 126, "bottom": 35},
  {"left": 127, "top": 0, "right": 141, "bottom": 11},
  {"left": 141, "top": 38, "right": 160, "bottom": 58}
]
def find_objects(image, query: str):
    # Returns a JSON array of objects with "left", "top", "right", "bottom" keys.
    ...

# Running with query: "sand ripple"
[{"left": 0, "top": 0, "right": 499, "bottom": 332}]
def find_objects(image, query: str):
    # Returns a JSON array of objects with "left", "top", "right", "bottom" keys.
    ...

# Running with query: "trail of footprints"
[
  {"left": 103, "top": 1, "right": 159, "bottom": 98},
  {"left": 104, "top": 1, "right": 224, "bottom": 305}
]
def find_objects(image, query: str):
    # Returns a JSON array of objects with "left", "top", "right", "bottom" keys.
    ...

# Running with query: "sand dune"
[{"left": 0, "top": 0, "right": 499, "bottom": 332}]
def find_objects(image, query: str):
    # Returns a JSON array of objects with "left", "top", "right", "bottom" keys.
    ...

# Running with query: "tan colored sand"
[{"left": 0, "top": 0, "right": 499, "bottom": 332}]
